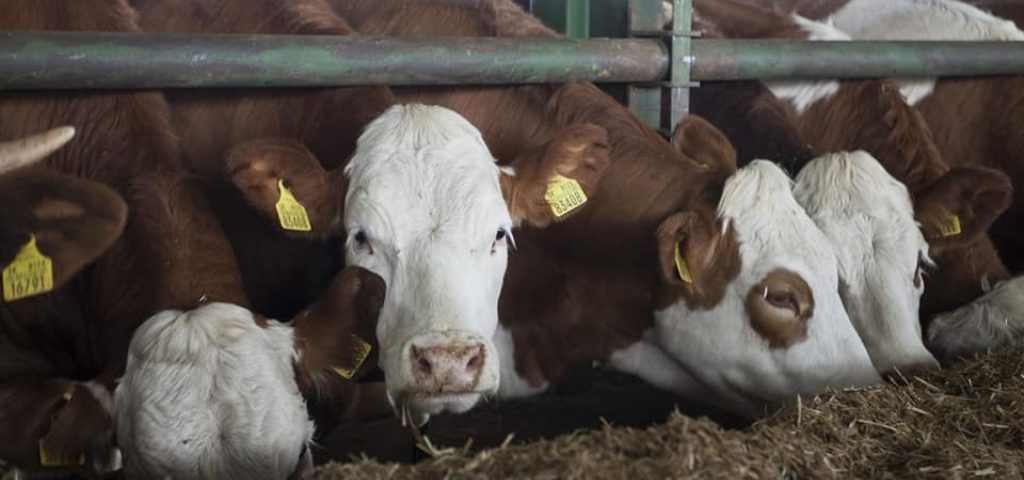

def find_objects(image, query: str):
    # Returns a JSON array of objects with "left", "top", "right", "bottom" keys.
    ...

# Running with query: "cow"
[
  {"left": 115, "top": 266, "right": 385, "bottom": 480},
  {"left": 324, "top": 0, "right": 917, "bottom": 419},
  {"left": 0, "top": 0, "right": 249, "bottom": 473},
  {"left": 758, "top": 0, "right": 1024, "bottom": 360},
  {"left": 690, "top": 0, "right": 1016, "bottom": 365}
]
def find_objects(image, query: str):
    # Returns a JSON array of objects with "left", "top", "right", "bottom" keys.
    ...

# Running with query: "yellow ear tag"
[
  {"left": 3, "top": 235, "right": 54, "bottom": 302},
  {"left": 544, "top": 174, "right": 588, "bottom": 218},
  {"left": 275, "top": 179, "right": 312, "bottom": 232},
  {"left": 938, "top": 214, "right": 962, "bottom": 238},
  {"left": 674, "top": 242, "right": 693, "bottom": 284},
  {"left": 332, "top": 335, "right": 372, "bottom": 380},
  {"left": 38, "top": 438, "right": 85, "bottom": 467}
]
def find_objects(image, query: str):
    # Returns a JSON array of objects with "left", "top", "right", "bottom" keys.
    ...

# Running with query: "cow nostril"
[
  {"left": 416, "top": 356, "right": 432, "bottom": 375},
  {"left": 466, "top": 352, "right": 482, "bottom": 371}
]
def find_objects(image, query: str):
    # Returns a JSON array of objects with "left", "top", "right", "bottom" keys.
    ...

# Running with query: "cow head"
[
  {"left": 224, "top": 104, "right": 610, "bottom": 421},
  {"left": 655, "top": 159, "right": 880, "bottom": 416},
  {"left": 116, "top": 266, "right": 386, "bottom": 479},
  {"left": 794, "top": 151, "right": 939, "bottom": 377}
]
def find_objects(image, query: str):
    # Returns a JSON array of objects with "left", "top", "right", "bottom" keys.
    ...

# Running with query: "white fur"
[
  {"left": 928, "top": 275, "right": 1024, "bottom": 360},
  {"left": 493, "top": 325, "right": 548, "bottom": 399},
  {"left": 828, "top": 0, "right": 1024, "bottom": 104},
  {"left": 344, "top": 105, "right": 511, "bottom": 420},
  {"left": 767, "top": 15, "right": 850, "bottom": 114},
  {"left": 794, "top": 151, "right": 938, "bottom": 373},
  {"left": 115, "top": 303, "right": 313, "bottom": 480},
  {"left": 653, "top": 161, "right": 881, "bottom": 417}
]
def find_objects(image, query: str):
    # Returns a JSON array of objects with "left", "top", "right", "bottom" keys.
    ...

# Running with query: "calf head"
[
  {"left": 794, "top": 151, "right": 938, "bottom": 377},
  {"left": 0, "top": 127, "right": 127, "bottom": 296},
  {"left": 116, "top": 266, "right": 386, "bottom": 480},
  {"left": 655, "top": 160, "right": 880, "bottom": 416},
  {"left": 224, "top": 104, "right": 610, "bottom": 422}
]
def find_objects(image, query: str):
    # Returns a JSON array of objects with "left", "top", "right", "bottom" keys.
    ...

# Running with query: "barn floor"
[
  {"left": 313, "top": 365, "right": 746, "bottom": 465},
  {"left": 314, "top": 347, "right": 1024, "bottom": 479}
]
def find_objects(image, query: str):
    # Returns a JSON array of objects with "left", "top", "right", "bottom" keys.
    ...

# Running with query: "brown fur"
[
  {"left": 291, "top": 267, "right": 392, "bottom": 432},
  {"left": 0, "top": 0, "right": 247, "bottom": 472},
  {"left": 655, "top": 210, "right": 744, "bottom": 311}
]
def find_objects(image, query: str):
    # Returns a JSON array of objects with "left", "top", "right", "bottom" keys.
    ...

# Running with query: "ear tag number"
[
  {"left": 38, "top": 438, "right": 85, "bottom": 467},
  {"left": 674, "top": 242, "right": 693, "bottom": 284},
  {"left": 544, "top": 174, "right": 588, "bottom": 218},
  {"left": 3, "top": 235, "right": 54, "bottom": 302},
  {"left": 332, "top": 335, "right": 372, "bottom": 379},
  {"left": 939, "top": 215, "right": 962, "bottom": 238},
  {"left": 275, "top": 179, "right": 312, "bottom": 232}
]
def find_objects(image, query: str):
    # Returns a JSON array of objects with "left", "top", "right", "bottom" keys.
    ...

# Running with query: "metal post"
[
  {"left": 566, "top": 0, "right": 591, "bottom": 38},
  {"left": 628, "top": 0, "right": 668, "bottom": 131},
  {"left": 668, "top": 0, "right": 694, "bottom": 131}
]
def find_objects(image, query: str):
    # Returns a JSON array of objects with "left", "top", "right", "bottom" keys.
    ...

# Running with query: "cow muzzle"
[{"left": 391, "top": 331, "right": 498, "bottom": 416}]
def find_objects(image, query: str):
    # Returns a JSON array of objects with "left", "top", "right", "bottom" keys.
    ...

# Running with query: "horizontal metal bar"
[
  {"left": 3, "top": 32, "right": 1024, "bottom": 89},
  {"left": 0, "top": 31, "right": 667, "bottom": 89},
  {"left": 692, "top": 39, "right": 1024, "bottom": 80}
]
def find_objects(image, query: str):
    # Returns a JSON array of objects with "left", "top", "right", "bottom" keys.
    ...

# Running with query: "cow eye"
[
  {"left": 495, "top": 229, "right": 507, "bottom": 241},
  {"left": 352, "top": 230, "right": 373, "bottom": 254}
]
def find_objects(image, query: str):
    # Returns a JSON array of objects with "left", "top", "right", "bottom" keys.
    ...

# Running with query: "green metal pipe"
[
  {"left": 692, "top": 39, "right": 1024, "bottom": 80},
  {"left": 565, "top": 0, "right": 591, "bottom": 39},
  {"left": 5, "top": 32, "right": 1024, "bottom": 90},
  {"left": 0, "top": 31, "right": 667, "bottom": 89}
]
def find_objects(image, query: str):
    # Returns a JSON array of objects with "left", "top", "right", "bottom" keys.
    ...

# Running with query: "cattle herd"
[{"left": 2, "top": 0, "right": 1023, "bottom": 478}]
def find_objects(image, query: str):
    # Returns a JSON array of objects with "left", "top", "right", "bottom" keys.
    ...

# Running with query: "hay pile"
[{"left": 315, "top": 347, "right": 1024, "bottom": 479}]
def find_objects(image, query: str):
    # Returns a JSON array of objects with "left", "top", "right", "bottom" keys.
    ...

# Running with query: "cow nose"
[{"left": 409, "top": 341, "right": 485, "bottom": 393}]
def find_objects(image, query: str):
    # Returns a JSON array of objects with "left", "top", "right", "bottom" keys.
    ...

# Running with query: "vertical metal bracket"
[
  {"left": 565, "top": 0, "right": 591, "bottom": 38},
  {"left": 627, "top": 0, "right": 696, "bottom": 133}
]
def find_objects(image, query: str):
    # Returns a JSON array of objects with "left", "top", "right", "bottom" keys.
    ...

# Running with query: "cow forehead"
[
  {"left": 344, "top": 104, "right": 512, "bottom": 240},
  {"left": 719, "top": 161, "right": 838, "bottom": 283}
]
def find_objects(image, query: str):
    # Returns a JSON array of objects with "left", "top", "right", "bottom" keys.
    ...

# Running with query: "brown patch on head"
[
  {"left": 670, "top": 115, "right": 738, "bottom": 174},
  {"left": 224, "top": 138, "right": 342, "bottom": 237},
  {"left": 746, "top": 269, "right": 813, "bottom": 349},
  {"left": 501, "top": 123, "right": 611, "bottom": 228},
  {"left": 655, "top": 208, "right": 743, "bottom": 310}
]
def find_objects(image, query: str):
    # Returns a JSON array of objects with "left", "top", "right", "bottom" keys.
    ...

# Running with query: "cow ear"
[
  {"left": 656, "top": 209, "right": 741, "bottom": 309},
  {"left": 670, "top": 115, "right": 738, "bottom": 173},
  {"left": 0, "top": 171, "right": 127, "bottom": 294},
  {"left": 292, "top": 267, "right": 385, "bottom": 395},
  {"left": 500, "top": 123, "right": 611, "bottom": 228},
  {"left": 915, "top": 166, "right": 1011, "bottom": 251},
  {"left": 225, "top": 138, "right": 342, "bottom": 237}
]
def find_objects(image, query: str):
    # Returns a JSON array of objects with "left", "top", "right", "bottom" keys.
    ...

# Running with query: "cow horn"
[{"left": 0, "top": 126, "right": 76, "bottom": 175}]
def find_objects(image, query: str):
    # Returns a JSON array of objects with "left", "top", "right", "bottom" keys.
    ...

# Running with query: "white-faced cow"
[
  {"left": 115, "top": 267, "right": 385, "bottom": 480},
  {"left": 759, "top": 0, "right": 1024, "bottom": 360}
]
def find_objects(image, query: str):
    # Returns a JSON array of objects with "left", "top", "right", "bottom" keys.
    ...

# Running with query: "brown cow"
[{"left": 0, "top": 0, "right": 249, "bottom": 473}]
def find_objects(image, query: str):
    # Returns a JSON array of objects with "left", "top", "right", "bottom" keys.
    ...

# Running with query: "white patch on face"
[
  {"left": 766, "top": 15, "right": 851, "bottom": 114},
  {"left": 928, "top": 275, "right": 1024, "bottom": 360},
  {"left": 655, "top": 161, "right": 880, "bottom": 417},
  {"left": 344, "top": 105, "right": 510, "bottom": 419},
  {"left": 493, "top": 325, "right": 548, "bottom": 399},
  {"left": 794, "top": 151, "right": 938, "bottom": 374},
  {"left": 115, "top": 303, "right": 313, "bottom": 480},
  {"left": 828, "top": 0, "right": 1024, "bottom": 104}
]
